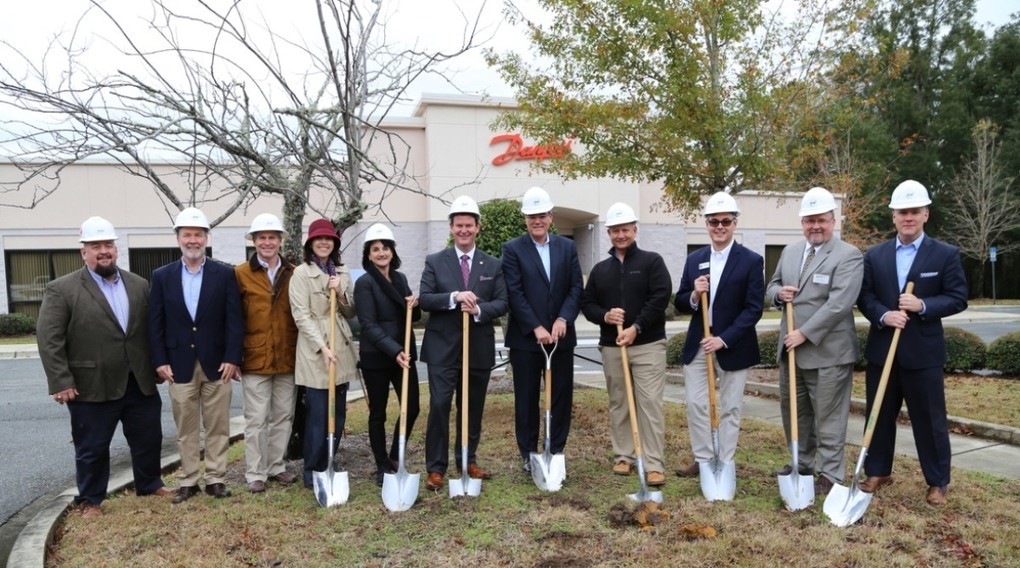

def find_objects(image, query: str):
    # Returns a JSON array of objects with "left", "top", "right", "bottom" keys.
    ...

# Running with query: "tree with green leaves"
[
  {"left": 486, "top": 0, "right": 865, "bottom": 214},
  {"left": 447, "top": 198, "right": 557, "bottom": 259}
]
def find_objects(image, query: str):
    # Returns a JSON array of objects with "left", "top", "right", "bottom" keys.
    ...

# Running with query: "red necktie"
[{"left": 460, "top": 254, "right": 470, "bottom": 289}]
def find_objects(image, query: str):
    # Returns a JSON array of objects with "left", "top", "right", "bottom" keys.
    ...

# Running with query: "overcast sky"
[{"left": 0, "top": 0, "right": 1015, "bottom": 118}]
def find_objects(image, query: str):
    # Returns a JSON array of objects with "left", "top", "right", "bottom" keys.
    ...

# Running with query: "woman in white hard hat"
[
  {"left": 289, "top": 218, "right": 358, "bottom": 490},
  {"left": 354, "top": 223, "right": 421, "bottom": 486}
]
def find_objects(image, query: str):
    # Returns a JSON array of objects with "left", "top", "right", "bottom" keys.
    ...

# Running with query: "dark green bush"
[
  {"left": 757, "top": 329, "right": 780, "bottom": 368},
  {"left": 664, "top": 293, "right": 679, "bottom": 321},
  {"left": 666, "top": 331, "right": 687, "bottom": 367},
  {"left": 987, "top": 331, "right": 1020, "bottom": 376},
  {"left": 943, "top": 327, "right": 986, "bottom": 372},
  {"left": 0, "top": 313, "right": 36, "bottom": 336},
  {"left": 856, "top": 324, "right": 870, "bottom": 370}
]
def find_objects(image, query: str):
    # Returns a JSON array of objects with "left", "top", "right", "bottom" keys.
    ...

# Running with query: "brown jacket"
[{"left": 235, "top": 254, "right": 299, "bottom": 374}]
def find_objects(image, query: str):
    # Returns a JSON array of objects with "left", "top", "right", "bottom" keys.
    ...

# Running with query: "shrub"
[
  {"left": 987, "top": 331, "right": 1020, "bottom": 376},
  {"left": 664, "top": 293, "right": 679, "bottom": 320},
  {"left": 0, "top": 313, "right": 36, "bottom": 336},
  {"left": 666, "top": 332, "right": 687, "bottom": 367},
  {"left": 943, "top": 327, "right": 986, "bottom": 372},
  {"left": 757, "top": 329, "right": 780, "bottom": 368},
  {"left": 856, "top": 324, "right": 870, "bottom": 370}
]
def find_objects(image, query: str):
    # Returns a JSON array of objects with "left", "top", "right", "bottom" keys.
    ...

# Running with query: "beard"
[{"left": 94, "top": 262, "right": 118, "bottom": 279}]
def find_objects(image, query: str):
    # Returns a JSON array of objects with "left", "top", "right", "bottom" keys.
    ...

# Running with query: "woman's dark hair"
[
  {"left": 303, "top": 237, "right": 342, "bottom": 266},
  {"left": 362, "top": 239, "right": 401, "bottom": 271}
]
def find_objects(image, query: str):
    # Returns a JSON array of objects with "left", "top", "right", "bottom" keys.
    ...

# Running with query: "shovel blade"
[
  {"left": 778, "top": 471, "right": 815, "bottom": 511},
  {"left": 627, "top": 488, "right": 664, "bottom": 503},
  {"left": 823, "top": 482, "right": 873, "bottom": 527},
  {"left": 530, "top": 451, "right": 566, "bottom": 492},
  {"left": 449, "top": 473, "right": 482, "bottom": 498},
  {"left": 381, "top": 471, "right": 420, "bottom": 512},
  {"left": 313, "top": 469, "right": 350, "bottom": 508},
  {"left": 699, "top": 460, "right": 736, "bottom": 501}
]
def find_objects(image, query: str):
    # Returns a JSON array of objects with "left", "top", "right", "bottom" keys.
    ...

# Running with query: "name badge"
[
  {"left": 698, "top": 262, "right": 710, "bottom": 270},
  {"left": 812, "top": 274, "right": 830, "bottom": 285}
]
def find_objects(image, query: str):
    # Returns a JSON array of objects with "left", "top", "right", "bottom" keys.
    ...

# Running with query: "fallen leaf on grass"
[{"left": 677, "top": 524, "right": 717, "bottom": 541}]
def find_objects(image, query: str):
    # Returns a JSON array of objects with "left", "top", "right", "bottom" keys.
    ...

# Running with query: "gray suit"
[{"left": 766, "top": 237, "right": 863, "bottom": 482}]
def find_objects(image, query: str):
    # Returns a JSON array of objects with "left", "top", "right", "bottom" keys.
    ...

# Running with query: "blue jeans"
[{"left": 302, "top": 384, "right": 348, "bottom": 488}]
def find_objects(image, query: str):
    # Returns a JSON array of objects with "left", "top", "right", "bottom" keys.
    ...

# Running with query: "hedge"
[
  {"left": 0, "top": 313, "right": 36, "bottom": 336},
  {"left": 944, "top": 327, "right": 986, "bottom": 372},
  {"left": 987, "top": 332, "right": 1020, "bottom": 377},
  {"left": 666, "top": 332, "right": 687, "bottom": 367}
]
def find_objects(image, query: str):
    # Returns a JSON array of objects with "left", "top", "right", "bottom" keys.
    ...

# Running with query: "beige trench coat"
[{"left": 289, "top": 262, "right": 358, "bottom": 389}]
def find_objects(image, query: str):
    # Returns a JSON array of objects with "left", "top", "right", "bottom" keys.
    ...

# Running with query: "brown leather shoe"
[
  {"left": 248, "top": 480, "right": 266, "bottom": 493},
  {"left": 815, "top": 476, "right": 834, "bottom": 496},
  {"left": 81, "top": 503, "right": 103, "bottom": 518},
  {"left": 426, "top": 472, "right": 444, "bottom": 491},
  {"left": 204, "top": 483, "right": 231, "bottom": 499},
  {"left": 271, "top": 471, "right": 296, "bottom": 484},
  {"left": 612, "top": 460, "right": 634, "bottom": 476},
  {"left": 171, "top": 486, "right": 200, "bottom": 504},
  {"left": 675, "top": 462, "right": 699, "bottom": 478},
  {"left": 858, "top": 475, "right": 894, "bottom": 494},
  {"left": 926, "top": 485, "right": 948, "bottom": 505},
  {"left": 466, "top": 463, "right": 492, "bottom": 480},
  {"left": 646, "top": 471, "right": 666, "bottom": 487},
  {"left": 151, "top": 486, "right": 175, "bottom": 497}
]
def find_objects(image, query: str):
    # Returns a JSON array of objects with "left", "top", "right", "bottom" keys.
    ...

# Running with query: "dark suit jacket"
[
  {"left": 148, "top": 259, "right": 243, "bottom": 383},
  {"left": 501, "top": 234, "right": 583, "bottom": 352},
  {"left": 37, "top": 267, "right": 158, "bottom": 402},
  {"left": 419, "top": 247, "right": 508, "bottom": 369},
  {"left": 858, "top": 235, "right": 968, "bottom": 370},
  {"left": 354, "top": 267, "right": 421, "bottom": 369},
  {"left": 675, "top": 243, "right": 764, "bottom": 370}
]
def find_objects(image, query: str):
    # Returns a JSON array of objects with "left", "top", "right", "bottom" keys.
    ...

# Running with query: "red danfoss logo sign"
[{"left": 490, "top": 133, "right": 574, "bottom": 166}]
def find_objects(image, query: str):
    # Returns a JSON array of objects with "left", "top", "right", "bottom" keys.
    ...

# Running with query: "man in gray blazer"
[
  {"left": 37, "top": 217, "right": 170, "bottom": 518},
  {"left": 419, "top": 195, "right": 508, "bottom": 491},
  {"left": 766, "top": 187, "right": 864, "bottom": 496}
]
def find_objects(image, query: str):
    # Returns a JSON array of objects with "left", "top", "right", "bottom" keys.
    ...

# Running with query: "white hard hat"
[
  {"left": 363, "top": 223, "right": 395, "bottom": 245},
  {"left": 520, "top": 186, "right": 554, "bottom": 215},
  {"left": 449, "top": 195, "right": 480, "bottom": 218},
  {"left": 799, "top": 187, "right": 837, "bottom": 217},
  {"left": 703, "top": 192, "right": 740, "bottom": 216},
  {"left": 605, "top": 202, "right": 638, "bottom": 226},
  {"left": 79, "top": 216, "right": 119, "bottom": 243},
  {"left": 246, "top": 213, "right": 288, "bottom": 240},
  {"left": 172, "top": 207, "right": 211, "bottom": 230},
  {"left": 888, "top": 180, "right": 932, "bottom": 209}
]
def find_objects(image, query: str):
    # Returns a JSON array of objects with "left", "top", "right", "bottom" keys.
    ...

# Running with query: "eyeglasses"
[
  {"left": 801, "top": 217, "right": 835, "bottom": 227},
  {"left": 706, "top": 218, "right": 735, "bottom": 227}
]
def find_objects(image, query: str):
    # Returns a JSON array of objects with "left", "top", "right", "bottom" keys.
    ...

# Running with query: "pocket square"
[{"left": 920, "top": 271, "right": 939, "bottom": 278}]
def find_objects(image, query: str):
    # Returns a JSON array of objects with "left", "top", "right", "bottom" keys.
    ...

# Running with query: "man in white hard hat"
[
  {"left": 580, "top": 202, "right": 672, "bottom": 487},
  {"left": 674, "top": 192, "right": 764, "bottom": 480},
  {"left": 766, "top": 187, "right": 864, "bottom": 497},
  {"left": 501, "top": 187, "right": 584, "bottom": 475},
  {"left": 856, "top": 180, "right": 967, "bottom": 505},
  {"left": 419, "top": 196, "right": 508, "bottom": 491},
  {"left": 234, "top": 213, "right": 300, "bottom": 493},
  {"left": 149, "top": 207, "right": 243, "bottom": 502},
  {"left": 36, "top": 217, "right": 171, "bottom": 518}
]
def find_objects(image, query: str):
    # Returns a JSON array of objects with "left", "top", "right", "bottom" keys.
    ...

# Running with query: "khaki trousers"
[
  {"left": 600, "top": 340, "right": 667, "bottom": 472},
  {"left": 683, "top": 350, "right": 748, "bottom": 463},
  {"left": 242, "top": 373, "right": 296, "bottom": 482},
  {"left": 169, "top": 361, "right": 232, "bottom": 486}
]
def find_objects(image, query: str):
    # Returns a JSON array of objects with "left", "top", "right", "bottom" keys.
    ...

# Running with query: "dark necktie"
[{"left": 800, "top": 247, "right": 815, "bottom": 281}]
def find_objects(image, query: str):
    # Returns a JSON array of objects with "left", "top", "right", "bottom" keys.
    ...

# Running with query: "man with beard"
[
  {"left": 37, "top": 217, "right": 171, "bottom": 518},
  {"left": 149, "top": 207, "right": 243, "bottom": 503}
]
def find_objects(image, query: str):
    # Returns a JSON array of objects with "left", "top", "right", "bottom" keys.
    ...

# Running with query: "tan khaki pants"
[
  {"left": 169, "top": 361, "right": 232, "bottom": 486},
  {"left": 683, "top": 350, "right": 748, "bottom": 463},
  {"left": 242, "top": 373, "right": 296, "bottom": 482},
  {"left": 600, "top": 340, "right": 667, "bottom": 472}
]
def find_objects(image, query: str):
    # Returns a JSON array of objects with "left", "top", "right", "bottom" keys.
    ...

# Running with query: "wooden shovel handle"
[
  {"left": 399, "top": 303, "right": 413, "bottom": 439},
  {"left": 785, "top": 302, "right": 798, "bottom": 442},
  {"left": 861, "top": 282, "right": 915, "bottom": 449},
  {"left": 700, "top": 292, "right": 720, "bottom": 429},
  {"left": 462, "top": 311, "right": 470, "bottom": 443},
  {"left": 327, "top": 288, "right": 337, "bottom": 435},
  {"left": 617, "top": 324, "right": 644, "bottom": 458}
]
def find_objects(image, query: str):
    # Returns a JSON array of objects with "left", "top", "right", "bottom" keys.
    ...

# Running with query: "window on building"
[
  {"left": 5, "top": 250, "right": 81, "bottom": 319},
  {"left": 765, "top": 245, "right": 784, "bottom": 283},
  {"left": 128, "top": 247, "right": 212, "bottom": 282}
]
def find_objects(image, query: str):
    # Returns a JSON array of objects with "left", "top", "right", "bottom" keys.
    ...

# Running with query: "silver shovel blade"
[
  {"left": 778, "top": 471, "right": 815, "bottom": 511},
  {"left": 313, "top": 469, "right": 350, "bottom": 508},
  {"left": 628, "top": 456, "right": 663, "bottom": 503},
  {"left": 449, "top": 473, "right": 482, "bottom": 498},
  {"left": 699, "top": 459, "right": 736, "bottom": 502},
  {"left": 382, "top": 470, "right": 420, "bottom": 512},
  {"left": 823, "top": 482, "right": 873, "bottom": 527},
  {"left": 530, "top": 451, "right": 566, "bottom": 492}
]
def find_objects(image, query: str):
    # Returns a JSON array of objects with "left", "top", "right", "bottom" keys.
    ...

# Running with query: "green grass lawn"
[{"left": 49, "top": 383, "right": 1020, "bottom": 567}]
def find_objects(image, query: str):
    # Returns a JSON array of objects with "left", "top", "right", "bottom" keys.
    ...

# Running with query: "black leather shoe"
[
  {"left": 171, "top": 486, "right": 200, "bottom": 504},
  {"left": 204, "top": 483, "right": 231, "bottom": 498},
  {"left": 772, "top": 464, "right": 813, "bottom": 477},
  {"left": 522, "top": 459, "right": 532, "bottom": 474},
  {"left": 375, "top": 470, "right": 386, "bottom": 487}
]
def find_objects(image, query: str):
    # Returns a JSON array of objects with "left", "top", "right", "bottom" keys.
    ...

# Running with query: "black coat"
[{"left": 354, "top": 267, "right": 421, "bottom": 369}]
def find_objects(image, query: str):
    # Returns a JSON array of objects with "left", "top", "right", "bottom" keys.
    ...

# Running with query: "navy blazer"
[
  {"left": 675, "top": 243, "right": 764, "bottom": 371},
  {"left": 858, "top": 235, "right": 968, "bottom": 370},
  {"left": 148, "top": 259, "right": 243, "bottom": 383},
  {"left": 501, "top": 234, "right": 584, "bottom": 352},
  {"left": 419, "top": 247, "right": 508, "bottom": 369}
]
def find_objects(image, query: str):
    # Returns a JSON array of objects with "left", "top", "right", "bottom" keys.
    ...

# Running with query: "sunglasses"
[{"left": 706, "top": 218, "right": 735, "bottom": 227}]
